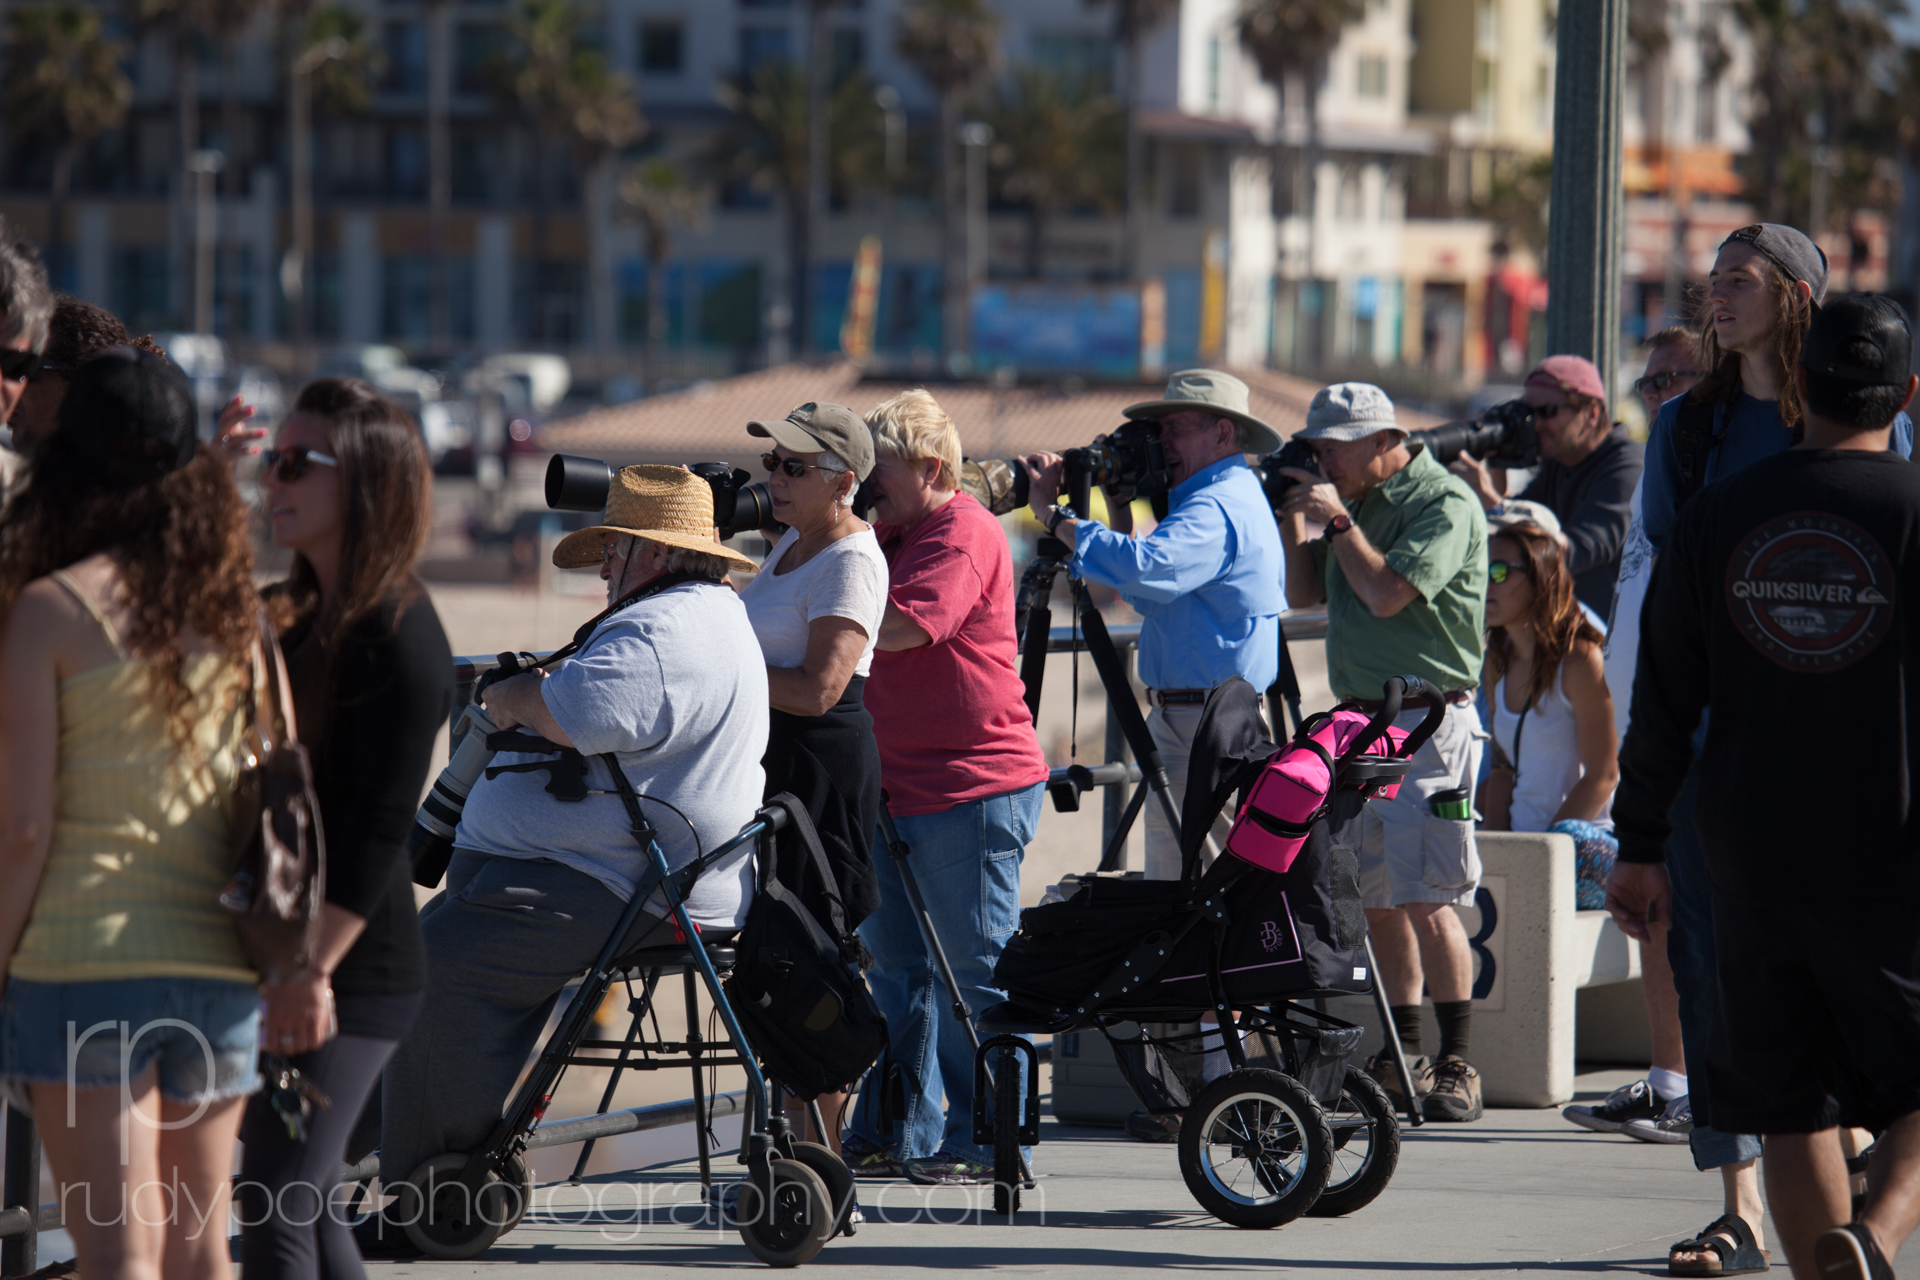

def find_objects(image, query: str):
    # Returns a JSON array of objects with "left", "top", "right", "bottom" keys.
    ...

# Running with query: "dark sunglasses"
[
  {"left": 762, "top": 451, "right": 831, "bottom": 479},
  {"left": 1529, "top": 402, "right": 1574, "bottom": 421},
  {"left": 1489, "top": 559, "right": 1532, "bottom": 585},
  {"left": 262, "top": 445, "right": 339, "bottom": 483},
  {"left": 1633, "top": 370, "right": 1700, "bottom": 396},
  {"left": 0, "top": 348, "right": 37, "bottom": 381}
]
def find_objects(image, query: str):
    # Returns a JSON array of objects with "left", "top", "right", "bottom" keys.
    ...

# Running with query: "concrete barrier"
[{"left": 1052, "top": 832, "right": 1651, "bottom": 1119}]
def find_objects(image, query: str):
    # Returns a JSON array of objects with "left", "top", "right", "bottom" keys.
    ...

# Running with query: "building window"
[
  {"left": 1206, "top": 36, "right": 1221, "bottom": 112},
  {"left": 1473, "top": 57, "right": 1495, "bottom": 129},
  {"left": 1476, "top": 0, "right": 1497, "bottom": 47},
  {"left": 640, "top": 21, "right": 683, "bottom": 74},
  {"left": 1696, "top": 79, "right": 1720, "bottom": 142},
  {"left": 456, "top": 22, "right": 508, "bottom": 95},
  {"left": 1169, "top": 146, "right": 1202, "bottom": 218},
  {"left": 739, "top": 25, "right": 790, "bottom": 73},
  {"left": 1535, "top": 63, "right": 1550, "bottom": 131},
  {"left": 384, "top": 21, "right": 427, "bottom": 94},
  {"left": 1356, "top": 56, "right": 1387, "bottom": 98}
]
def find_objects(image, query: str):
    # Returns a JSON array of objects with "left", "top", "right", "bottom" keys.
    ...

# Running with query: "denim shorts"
[{"left": 0, "top": 976, "right": 262, "bottom": 1111}]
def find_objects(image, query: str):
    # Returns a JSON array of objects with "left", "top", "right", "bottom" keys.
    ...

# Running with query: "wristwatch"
[
  {"left": 1322, "top": 514, "right": 1354, "bottom": 541},
  {"left": 1045, "top": 505, "right": 1074, "bottom": 536}
]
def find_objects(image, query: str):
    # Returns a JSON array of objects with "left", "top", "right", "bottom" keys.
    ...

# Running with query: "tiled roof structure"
[{"left": 537, "top": 362, "right": 1447, "bottom": 469}]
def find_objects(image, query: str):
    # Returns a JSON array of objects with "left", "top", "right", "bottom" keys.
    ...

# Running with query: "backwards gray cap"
[{"left": 1722, "top": 223, "right": 1829, "bottom": 304}]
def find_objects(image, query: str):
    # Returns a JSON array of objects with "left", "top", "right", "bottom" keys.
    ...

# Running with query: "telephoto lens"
[{"left": 408, "top": 702, "right": 500, "bottom": 887}]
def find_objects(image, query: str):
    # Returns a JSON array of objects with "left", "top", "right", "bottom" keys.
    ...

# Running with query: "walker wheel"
[
  {"left": 1307, "top": 1067, "right": 1400, "bottom": 1217},
  {"left": 787, "top": 1141, "right": 858, "bottom": 1237},
  {"left": 1177, "top": 1068, "right": 1332, "bottom": 1228},
  {"left": 734, "top": 1158, "right": 834, "bottom": 1266},
  {"left": 992, "top": 1052, "right": 1022, "bottom": 1216},
  {"left": 398, "top": 1151, "right": 533, "bottom": 1260}
]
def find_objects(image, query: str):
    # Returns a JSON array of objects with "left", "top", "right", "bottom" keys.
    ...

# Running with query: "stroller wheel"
[
  {"left": 1178, "top": 1068, "right": 1332, "bottom": 1229},
  {"left": 787, "top": 1141, "right": 858, "bottom": 1237},
  {"left": 398, "top": 1151, "right": 534, "bottom": 1260},
  {"left": 1307, "top": 1067, "right": 1401, "bottom": 1217},
  {"left": 735, "top": 1158, "right": 834, "bottom": 1267}
]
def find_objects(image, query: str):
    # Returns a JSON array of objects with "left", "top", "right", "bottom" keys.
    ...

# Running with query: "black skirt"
[{"left": 763, "top": 675, "right": 883, "bottom": 929}]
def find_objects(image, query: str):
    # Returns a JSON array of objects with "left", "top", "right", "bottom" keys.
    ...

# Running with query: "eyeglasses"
[
  {"left": 28, "top": 359, "right": 69, "bottom": 383},
  {"left": 1488, "top": 559, "right": 1532, "bottom": 585},
  {"left": 762, "top": 452, "right": 838, "bottom": 479},
  {"left": 262, "top": 445, "right": 339, "bottom": 483},
  {"left": 1633, "top": 370, "right": 1701, "bottom": 396},
  {"left": 0, "top": 348, "right": 36, "bottom": 381},
  {"left": 1529, "top": 402, "right": 1574, "bottom": 421}
]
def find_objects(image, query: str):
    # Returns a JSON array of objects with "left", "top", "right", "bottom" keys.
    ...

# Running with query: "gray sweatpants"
[{"left": 378, "top": 851, "right": 675, "bottom": 1186}]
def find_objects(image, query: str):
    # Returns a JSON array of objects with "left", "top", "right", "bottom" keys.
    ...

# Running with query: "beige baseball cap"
[{"left": 747, "top": 401, "right": 876, "bottom": 479}]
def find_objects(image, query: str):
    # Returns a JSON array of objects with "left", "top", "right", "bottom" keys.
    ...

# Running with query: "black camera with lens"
[
  {"left": 544, "top": 453, "right": 775, "bottom": 539},
  {"left": 954, "top": 419, "right": 1172, "bottom": 521},
  {"left": 1256, "top": 437, "right": 1321, "bottom": 506},
  {"left": 1407, "top": 399, "right": 1539, "bottom": 470}
]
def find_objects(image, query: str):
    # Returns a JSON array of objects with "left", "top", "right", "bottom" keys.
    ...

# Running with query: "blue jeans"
[
  {"left": 850, "top": 782, "right": 1043, "bottom": 1164},
  {"left": 1665, "top": 768, "right": 1764, "bottom": 1171}
]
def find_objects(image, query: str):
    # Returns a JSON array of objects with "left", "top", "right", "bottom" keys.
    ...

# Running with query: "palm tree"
[
  {"left": 4, "top": 4, "right": 131, "bottom": 285},
  {"left": 979, "top": 65, "right": 1124, "bottom": 278},
  {"left": 895, "top": 0, "right": 1000, "bottom": 364},
  {"left": 617, "top": 157, "right": 708, "bottom": 389},
  {"left": 715, "top": 64, "right": 885, "bottom": 357},
  {"left": 1236, "top": 0, "right": 1365, "bottom": 287},
  {"left": 285, "top": 4, "right": 381, "bottom": 347},
  {"left": 498, "top": 0, "right": 644, "bottom": 346},
  {"left": 1085, "top": 0, "right": 1177, "bottom": 281}
]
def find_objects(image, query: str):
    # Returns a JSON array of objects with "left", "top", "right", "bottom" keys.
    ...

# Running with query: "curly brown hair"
[
  {"left": 1687, "top": 251, "right": 1812, "bottom": 432},
  {"left": 268, "top": 378, "right": 433, "bottom": 648},
  {"left": 0, "top": 444, "right": 259, "bottom": 740}
]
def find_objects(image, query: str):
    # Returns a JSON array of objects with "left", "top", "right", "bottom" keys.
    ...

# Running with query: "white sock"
[{"left": 1648, "top": 1067, "right": 1687, "bottom": 1102}]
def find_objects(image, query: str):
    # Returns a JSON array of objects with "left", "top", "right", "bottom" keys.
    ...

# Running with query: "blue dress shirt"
[{"left": 1070, "top": 454, "right": 1286, "bottom": 691}]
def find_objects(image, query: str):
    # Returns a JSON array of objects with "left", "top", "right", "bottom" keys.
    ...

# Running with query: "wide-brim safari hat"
[
  {"left": 1122, "top": 368, "right": 1282, "bottom": 455},
  {"left": 551, "top": 464, "right": 758, "bottom": 573}
]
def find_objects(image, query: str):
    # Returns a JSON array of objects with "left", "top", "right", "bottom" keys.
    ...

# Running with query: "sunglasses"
[
  {"left": 0, "top": 348, "right": 36, "bottom": 381},
  {"left": 262, "top": 445, "right": 339, "bottom": 483},
  {"left": 1633, "top": 370, "right": 1700, "bottom": 396},
  {"left": 1529, "top": 402, "right": 1575, "bottom": 421},
  {"left": 1488, "top": 559, "right": 1532, "bottom": 585},
  {"left": 762, "top": 452, "right": 833, "bottom": 479}
]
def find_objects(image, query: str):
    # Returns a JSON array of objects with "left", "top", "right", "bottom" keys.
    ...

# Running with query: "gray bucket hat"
[
  {"left": 1296, "top": 382, "right": 1402, "bottom": 442},
  {"left": 1123, "top": 369, "right": 1282, "bottom": 455}
]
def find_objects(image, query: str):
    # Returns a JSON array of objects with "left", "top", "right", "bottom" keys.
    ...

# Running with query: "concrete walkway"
[{"left": 352, "top": 1066, "right": 1893, "bottom": 1278}]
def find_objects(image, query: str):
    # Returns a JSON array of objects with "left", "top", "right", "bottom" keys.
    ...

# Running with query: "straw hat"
[
  {"left": 551, "top": 464, "right": 758, "bottom": 573},
  {"left": 1122, "top": 369, "right": 1282, "bottom": 455}
]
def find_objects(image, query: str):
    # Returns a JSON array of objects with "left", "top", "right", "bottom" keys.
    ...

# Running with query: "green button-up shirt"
[{"left": 1312, "top": 444, "right": 1488, "bottom": 701}]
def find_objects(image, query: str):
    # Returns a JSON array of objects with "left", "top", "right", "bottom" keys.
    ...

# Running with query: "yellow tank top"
[{"left": 8, "top": 572, "right": 256, "bottom": 985}]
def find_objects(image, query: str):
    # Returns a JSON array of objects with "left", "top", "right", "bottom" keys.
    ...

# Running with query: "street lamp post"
[
  {"left": 187, "top": 149, "right": 225, "bottom": 337},
  {"left": 1545, "top": 0, "right": 1627, "bottom": 401}
]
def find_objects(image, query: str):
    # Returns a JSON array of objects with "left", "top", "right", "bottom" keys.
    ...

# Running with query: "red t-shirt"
[{"left": 867, "top": 492, "right": 1050, "bottom": 815}]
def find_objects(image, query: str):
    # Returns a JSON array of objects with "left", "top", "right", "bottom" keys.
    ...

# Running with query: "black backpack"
[{"left": 725, "top": 793, "right": 888, "bottom": 1096}]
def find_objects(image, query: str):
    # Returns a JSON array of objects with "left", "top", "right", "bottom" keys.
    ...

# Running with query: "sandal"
[
  {"left": 1668, "top": 1213, "right": 1771, "bottom": 1277},
  {"left": 1814, "top": 1223, "right": 1896, "bottom": 1280}
]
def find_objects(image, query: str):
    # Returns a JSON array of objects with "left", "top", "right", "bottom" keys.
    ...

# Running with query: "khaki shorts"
[{"left": 1357, "top": 700, "right": 1483, "bottom": 910}]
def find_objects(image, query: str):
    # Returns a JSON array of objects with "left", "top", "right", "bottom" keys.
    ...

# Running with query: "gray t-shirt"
[{"left": 454, "top": 580, "right": 770, "bottom": 927}]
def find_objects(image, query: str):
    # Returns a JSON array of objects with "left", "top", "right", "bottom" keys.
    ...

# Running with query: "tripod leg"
[
  {"left": 1364, "top": 935, "right": 1424, "bottom": 1128},
  {"left": 878, "top": 805, "right": 1035, "bottom": 1185}
]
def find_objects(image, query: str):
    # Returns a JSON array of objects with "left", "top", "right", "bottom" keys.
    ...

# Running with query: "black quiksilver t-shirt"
[{"left": 1615, "top": 448, "right": 1920, "bottom": 903}]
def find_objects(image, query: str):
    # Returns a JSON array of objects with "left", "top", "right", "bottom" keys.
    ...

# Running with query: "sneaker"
[
  {"left": 838, "top": 1132, "right": 907, "bottom": 1180},
  {"left": 1363, "top": 1053, "right": 1434, "bottom": 1108},
  {"left": 1562, "top": 1078, "right": 1666, "bottom": 1133},
  {"left": 1622, "top": 1094, "right": 1693, "bottom": 1145},
  {"left": 1422, "top": 1055, "right": 1483, "bottom": 1122},
  {"left": 902, "top": 1150, "right": 996, "bottom": 1185},
  {"left": 1124, "top": 1109, "right": 1182, "bottom": 1143}
]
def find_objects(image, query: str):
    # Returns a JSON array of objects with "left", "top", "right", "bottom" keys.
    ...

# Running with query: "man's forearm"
[
  {"left": 1328, "top": 526, "right": 1419, "bottom": 617},
  {"left": 485, "top": 672, "right": 574, "bottom": 746},
  {"left": 1280, "top": 515, "right": 1325, "bottom": 606}
]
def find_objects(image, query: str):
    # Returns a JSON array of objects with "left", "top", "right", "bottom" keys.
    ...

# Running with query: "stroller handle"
[{"left": 1337, "top": 675, "right": 1449, "bottom": 769}]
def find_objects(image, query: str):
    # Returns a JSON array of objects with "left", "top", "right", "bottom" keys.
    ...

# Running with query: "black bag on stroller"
[{"left": 726, "top": 793, "right": 888, "bottom": 1096}]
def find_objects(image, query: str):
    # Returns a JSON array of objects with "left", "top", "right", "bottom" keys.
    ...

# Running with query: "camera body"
[
  {"left": 1257, "top": 437, "right": 1320, "bottom": 506},
  {"left": 544, "top": 453, "right": 774, "bottom": 539},
  {"left": 1407, "top": 399, "right": 1539, "bottom": 470},
  {"left": 1058, "top": 418, "right": 1172, "bottom": 516}
]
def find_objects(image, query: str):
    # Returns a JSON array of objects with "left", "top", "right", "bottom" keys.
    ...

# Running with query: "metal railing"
[{"left": 0, "top": 611, "right": 1328, "bottom": 1269}]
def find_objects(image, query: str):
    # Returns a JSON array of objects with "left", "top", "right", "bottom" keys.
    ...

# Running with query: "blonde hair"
[{"left": 866, "top": 388, "right": 962, "bottom": 491}]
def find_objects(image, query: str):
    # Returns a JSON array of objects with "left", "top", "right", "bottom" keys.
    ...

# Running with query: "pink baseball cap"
[{"left": 1523, "top": 354, "right": 1608, "bottom": 402}]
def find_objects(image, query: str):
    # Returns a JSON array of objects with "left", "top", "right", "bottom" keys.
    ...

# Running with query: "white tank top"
[{"left": 1492, "top": 663, "right": 1613, "bottom": 834}]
